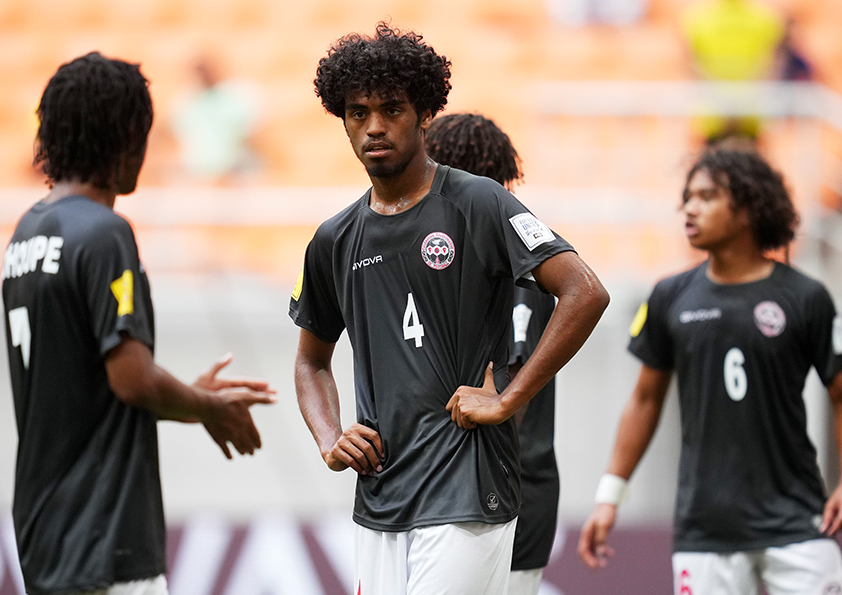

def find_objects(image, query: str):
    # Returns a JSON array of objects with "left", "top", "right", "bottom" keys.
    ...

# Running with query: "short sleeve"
[
  {"left": 288, "top": 226, "right": 345, "bottom": 343},
  {"left": 628, "top": 280, "right": 675, "bottom": 370},
  {"left": 804, "top": 283, "right": 842, "bottom": 386},
  {"left": 463, "top": 178, "right": 574, "bottom": 287},
  {"left": 81, "top": 216, "right": 154, "bottom": 355}
]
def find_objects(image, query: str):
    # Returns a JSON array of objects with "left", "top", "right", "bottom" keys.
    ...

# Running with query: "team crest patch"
[
  {"left": 421, "top": 232, "right": 455, "bottom": 270},
  {"left": 509, "top": 213, "right": 554, "bottom": 251},
  {"left": 753, "top": 300, "right": 786, "bottom": 338}
]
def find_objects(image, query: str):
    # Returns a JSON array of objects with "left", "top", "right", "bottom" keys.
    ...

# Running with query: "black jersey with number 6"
[
  {"left": 2, "top": 195, "right": 164, "bottom": 594},
  {"left": 290, "top": 166, "right": 574, "bottom": 531},
  {"left": 629, "top": 262, "right": 842, "bottom": 552}
]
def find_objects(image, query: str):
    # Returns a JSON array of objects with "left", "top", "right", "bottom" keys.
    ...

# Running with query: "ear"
[{"left": 419, "top": 109, "right": 433, "bottom": 131}]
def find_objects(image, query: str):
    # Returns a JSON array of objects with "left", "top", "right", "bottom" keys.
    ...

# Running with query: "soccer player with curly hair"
[
  {"left": 3, "top": 52, "right": 275, "bottom": 595},
  {"left": 291, "top": 24, "right": 609, "bottom": 595},
  {"left": 579, "top": 148, "right": 842, "bottom": 594}
]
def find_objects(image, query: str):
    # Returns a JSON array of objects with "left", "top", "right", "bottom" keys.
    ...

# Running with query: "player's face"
[
  {"left": 343, "top": 91, "right": 433, "bottom": 180},
  {"left": 681, "top": 168, "right": 750, "bottom": 251}
]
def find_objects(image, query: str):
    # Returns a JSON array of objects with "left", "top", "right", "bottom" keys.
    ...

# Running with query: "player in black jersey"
[
  {"left": 291, "top": 23, "right": 608, "bottom": 595},
  {"left": 3, "top": 52, "right": 275, "bottom": 595},
  {"left": 425, "top": 113, "right": 560, "bottom": 595},
  {"left": 578, "top": 148, "right": 842, "bottom": 594}
]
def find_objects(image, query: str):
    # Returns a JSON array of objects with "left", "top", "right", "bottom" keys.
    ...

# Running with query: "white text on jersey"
[
  {"left": 353, "top": 255, "right": 383, "bottom": 271},
  {"left": 679, "top": 308, "right": 722, "bottom": 324},
  {"left": 3, "top": 236, "right": 64, "bottom": 279}
]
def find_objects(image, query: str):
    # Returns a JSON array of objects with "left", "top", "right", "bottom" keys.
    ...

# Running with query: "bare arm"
[
  {"left": 294, "top": 329, "right": 383, "bottom": 475},
  {"left": 447, "top": 250, "right": 610, "bottom": 428},
  {"left": 578, "top": 364, "right": 672, "bottom": 569},
  {"left": 106, "top": 336, "right": 276, "bottom": 459},
  {"left": 821, "top": 371, "right": 842, "bottom": 535}
]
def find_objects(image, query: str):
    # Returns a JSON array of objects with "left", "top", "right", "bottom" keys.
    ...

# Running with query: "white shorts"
[
  {"left": 69, "top": 574, "right": 168, "bottom": 595},
  {"left": 355, "top": 519, "right": 517, "bottom": 595},
  {"left": 508, "top": 567, "right": 544, "bottom": 595},
  {"left": 672, "top": 539, "right": 842, "bottom": 595}
]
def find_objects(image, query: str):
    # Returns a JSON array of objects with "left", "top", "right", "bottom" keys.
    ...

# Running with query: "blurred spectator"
[
  {"left": 774, "top": 17, "right": 813, "bottom": 82},
  {"left": 681, "top": 0, "right": 785, "bottom": 144},
  {"left": 171, "top": 57, "right": 261, "bottom": 184},
  {"left": 545, "top": 0, "right": 648, "bottom": 26}
]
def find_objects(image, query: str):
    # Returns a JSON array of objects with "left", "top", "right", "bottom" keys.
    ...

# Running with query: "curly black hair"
[
  {"left": 314, "top": 22, "right": 451, "bottom": 119},
  {"left": 425, "top": 113, "right": 523, "bottom": 190},
  {"left": 683, "top": 148, "right": 799, "bottom": 251},
  {"left": 34, "top": 52, "right": 153, "bottom": 188}
]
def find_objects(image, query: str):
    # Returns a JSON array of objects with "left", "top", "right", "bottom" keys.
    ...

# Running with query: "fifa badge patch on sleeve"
[
  {"left": 110, "top": 270, "right": 134, "bottom": 316},
  {"left": 509, "top": 213, "right": 554, "bottom": 251},
  {"left": 630, "top": 302, "right": 648, "bottom": 337}
]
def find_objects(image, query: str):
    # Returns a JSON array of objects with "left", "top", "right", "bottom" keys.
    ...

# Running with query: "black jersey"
[
  {"left": 2, "top": 196, "right": 165, "bottom": 594},
  {"left": 629, "top": 262, "right": 842, "bottom": 552},
  {"left": 509, "top": 286, "right": 559, "bottom": 570},
  {"left": 290, "top": 166, "right": 573, "bottom": 531}
]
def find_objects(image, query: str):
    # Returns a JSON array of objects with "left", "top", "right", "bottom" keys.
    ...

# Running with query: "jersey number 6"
[{"left": 724, "top": 347, "right": 747, "bottom": 402}]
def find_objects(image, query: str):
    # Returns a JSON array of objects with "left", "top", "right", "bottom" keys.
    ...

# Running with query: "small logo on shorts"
[
  {"left": 754, "top": 301, "right": 786, "bottom": 338},
  {"left": 823, "top": 583, "right": 841, "bottom": 595},
  {"left": 486, "top": 493, "right": 499, "bottom": 511},
  {"left": 421, "top": 232, "right": 455, "bottom": 270}
]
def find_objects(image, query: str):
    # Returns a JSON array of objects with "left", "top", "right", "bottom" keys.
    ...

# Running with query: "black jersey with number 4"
[
  {"left": 290, "top": 166, "right": 574, "bottom": 531},
  {"left": 509, "top": 286, "right": 559, "bottom": 570},
  {"left": 2, "top": 195, "right": 165, "bottom": 594},
  {"left": 630, "top": 262, "right": 842, "bottom": 552}
]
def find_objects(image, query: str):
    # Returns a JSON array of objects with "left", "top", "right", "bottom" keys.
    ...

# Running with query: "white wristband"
[{"left": 594, "top": 474, "right": 629, "bottom": 506}]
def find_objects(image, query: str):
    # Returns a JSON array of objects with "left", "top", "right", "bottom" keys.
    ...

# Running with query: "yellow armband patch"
[
  {"left": 292, "top": 267, "right": 304, "bottom": 301},
  {"left": 110, "top": 270, "right": 134, "bottom": 316},
  {"left": 629, "top": 302, "right": 648, "bottom": 338}
]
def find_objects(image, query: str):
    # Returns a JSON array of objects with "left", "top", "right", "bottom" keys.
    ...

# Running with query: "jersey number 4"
[
  {"left": 8, "top": 306, "right": 31, "bottom": 369},
  {"left": 403, "top": 293, "right": 425, "bottom": 348}
]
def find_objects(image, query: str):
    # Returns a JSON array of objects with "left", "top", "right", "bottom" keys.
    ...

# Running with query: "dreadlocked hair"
[
  {"left": 425, "top": 113, "right": 524, "bottom": 190},
  {"left": 683, "top": 148, "right": 799, "bottom": 252},
  {"left": 34, "top": 52, "right": 153, "bottom": 188},
  {"left": 314, "top": 22, "right": 451, "bottom": 119}
]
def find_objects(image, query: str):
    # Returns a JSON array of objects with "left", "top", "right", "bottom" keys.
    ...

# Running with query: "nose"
[
  {"left": 366, "top": 112, "right": 386, "bottom": 137},
  {"left": 681, "top": 196, "right": 699, "bottom": 214}
]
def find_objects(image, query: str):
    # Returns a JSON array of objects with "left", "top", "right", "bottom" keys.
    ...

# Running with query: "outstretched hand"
[
  {"left": 195, "top": 352, "right": 272, "bottom": 392},
  {"left": 325, "top": 423, "right": 384, "bottom": 475},
  {"left": 578, "top": 503, "right": 617, "bottom": 569},
  {"left": 446, "top": 363, "right": 507, "bottom": 429},
  {"left": 196, "top": 353, "right": 276, "bottom": 459}
]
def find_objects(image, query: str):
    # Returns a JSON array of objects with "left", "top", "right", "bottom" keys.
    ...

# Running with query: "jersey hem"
[
  {"left": 24, "top": 567, "right": 166, "bottom": 595},
  {"left": 673, "top": 531, "right": 828, "bottom": 553},
  {"left": 352, "top": 511, "right": 518, "bottom": 533}
]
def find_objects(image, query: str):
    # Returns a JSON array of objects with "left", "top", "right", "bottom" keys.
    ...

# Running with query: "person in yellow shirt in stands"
[{"left": 682, "top": 0, "right": 785, "bottom": 144}]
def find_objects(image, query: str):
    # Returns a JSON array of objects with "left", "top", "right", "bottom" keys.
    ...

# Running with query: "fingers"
[
  {"left": 207, "top": 352, "right": 234, "bottom": 379},
  {"left": 578, "top": 520, "right": 600, "bottom": 569},
  {"left": 329, "top": 425, "right": 384, "bottom": 475},
  {"left": 214, "top": 436, "right": 233, "bottom": 460},
  {"left": 211, "top": 378, "right": 273, "bottom": 392},
  {"left": 821, "top": 499, "right": 842, "bottom": 535},
  {"left": 482, "top": 362, "right": 496, "bottom": 392},
  {"left": 446, "top": 392, "right": 477, "bottom": 430}
]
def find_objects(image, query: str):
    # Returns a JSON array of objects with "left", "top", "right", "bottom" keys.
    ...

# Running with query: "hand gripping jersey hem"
[
  {"left": 352, "top": 511, "right": 518, "bottom": 533},
  {"left": 672, "top": 530, "right": 826, "bottom": 553}
]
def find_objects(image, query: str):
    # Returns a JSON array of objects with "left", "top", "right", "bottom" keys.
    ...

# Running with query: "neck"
[
  {"left": 369, "top": 154, "right": 436, "bottom": 216},
  {"left": 45, "top": 180, "right": 117, "bottom": 210},
  {"left": 705, "top": 237, "right": 775, "bottom": 284}
]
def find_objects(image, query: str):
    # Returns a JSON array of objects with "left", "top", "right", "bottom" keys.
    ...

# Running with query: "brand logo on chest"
[
  {"left": 352, "top": 255, "right": 383, "bottom": 271},
  {"left": 421, "top": 232, "right": 455, "bottom": 270}
]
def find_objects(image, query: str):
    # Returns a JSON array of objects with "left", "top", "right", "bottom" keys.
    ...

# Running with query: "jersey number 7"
[{"left": 8, "top": 306, "right": 31, "bottom": 369}]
